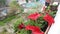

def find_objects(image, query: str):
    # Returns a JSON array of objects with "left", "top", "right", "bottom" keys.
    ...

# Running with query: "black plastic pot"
[{"left": 50, "top": 5, "right": 58, "bottom": 11}]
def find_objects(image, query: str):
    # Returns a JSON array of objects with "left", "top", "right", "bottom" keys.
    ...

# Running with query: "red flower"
[
  {"left": 32, "top": 31, "right": 44, "bottom": 34},
  {"left": 28, "top": 12, "right": 41, "bottom": 20},
  {"left": 25, "top": 25, "right": 44, "bottom": 34},
  {"left": 18, "top": 23, "right": 25, "bottom": 29},
  {"left": 25, "top": 25, "right": 41, "bottom": 32},
  {"left": 43, "top": 14, "right": 54, "bottom": 26}
]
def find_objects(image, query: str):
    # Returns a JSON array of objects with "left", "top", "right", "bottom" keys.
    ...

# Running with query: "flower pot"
[{"left": 50, "top": 5, "right": 58, "bottom": 11}]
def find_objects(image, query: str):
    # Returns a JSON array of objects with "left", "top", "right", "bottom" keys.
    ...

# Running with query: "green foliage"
[
  {"left": 46, "top": 6, "right": 57, "bottom": 18},
  {"left": 49, "top": 11, "right": 57, "bottom": 18},
  {"left": 9, "top": 1, "right": 24, "bottom": 13},
  {"left": 14, "top": 17, "right": 24, "bottom": 32},
  {"left": 24, "top": 15, "right": 48, "bottom": 32},
  {"left": 9, "top": 1, "right": 19, "bottom": 8},
  {"left": 13, "top": 4, "right": 57, "bottom": 34},
  {"left": 0, "top": 15, "right": 16, "bottom": 26},
  {"left": 16, "top": 29, "right": 31, "bottom": 34},
  {"left": 14, "top": 17, "right": 23, "bottom": 27},
  {"left": 47, "top": 6, "right": 51, "bottom": 10},
  {"left": 19, "top": 29, "right": 27, "bottom": 34},
  {"left": 24, "top": 20, "right": 35, "bottom": 26}
]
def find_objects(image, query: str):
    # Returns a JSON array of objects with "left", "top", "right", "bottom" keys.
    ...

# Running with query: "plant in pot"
[
  {"left": 14, "top": 12, "right": 54, "bottom": 34},
  {"left": 13, "top": 3, "right": 57, "bottom": 34}
]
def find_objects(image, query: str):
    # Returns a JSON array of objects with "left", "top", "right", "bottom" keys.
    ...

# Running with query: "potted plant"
[{"left": 14, "top": 11, "right": 55, "bottom": 34}]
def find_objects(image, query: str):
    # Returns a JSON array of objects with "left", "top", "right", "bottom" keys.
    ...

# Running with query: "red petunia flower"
[
  {"left": 25, "top": 25, "right": 41, "bottom": 32},
  {"left": 32, "top": 31, "right": 44, "bottom": 34},
  {"left": 25, "top": 25, "right": 44, "bottom": 34},
  {"left": 28, "top": 12, "right": 41, "bottom": 20},
  {"left": 18, "top": 23, "right": 25, "bottom": 29},
  {"left": 43, "top": 14, "right": 54, "bottom": 26}
]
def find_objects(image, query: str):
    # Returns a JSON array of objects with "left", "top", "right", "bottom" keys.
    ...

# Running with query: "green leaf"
[
  {"left": 0, "top": 15, "right": 16, "bottom": 26},
  {"left": 14, "top": 17, "right": 24, "bottom": 32},
  {"left": 19, "top": 29, "right": 28, "bottom": 34}
]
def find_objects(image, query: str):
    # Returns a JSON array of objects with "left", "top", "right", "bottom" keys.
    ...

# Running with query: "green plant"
[
  {"left": 14, "top": 17, "right": 24, "bottom": 32},
  {"left": 0, "top": 15, "right": 16, "bottom": 26},
  {"left": 13, "top": 4, "right": 57, "bottom": 34},
  {"left": 9, "top": 1, "right": 24, "bottom": 14}
]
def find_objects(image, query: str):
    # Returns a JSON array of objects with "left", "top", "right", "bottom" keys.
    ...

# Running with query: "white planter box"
[{"left": 48, "top": 4, "right": 60, "bottom": 34}]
